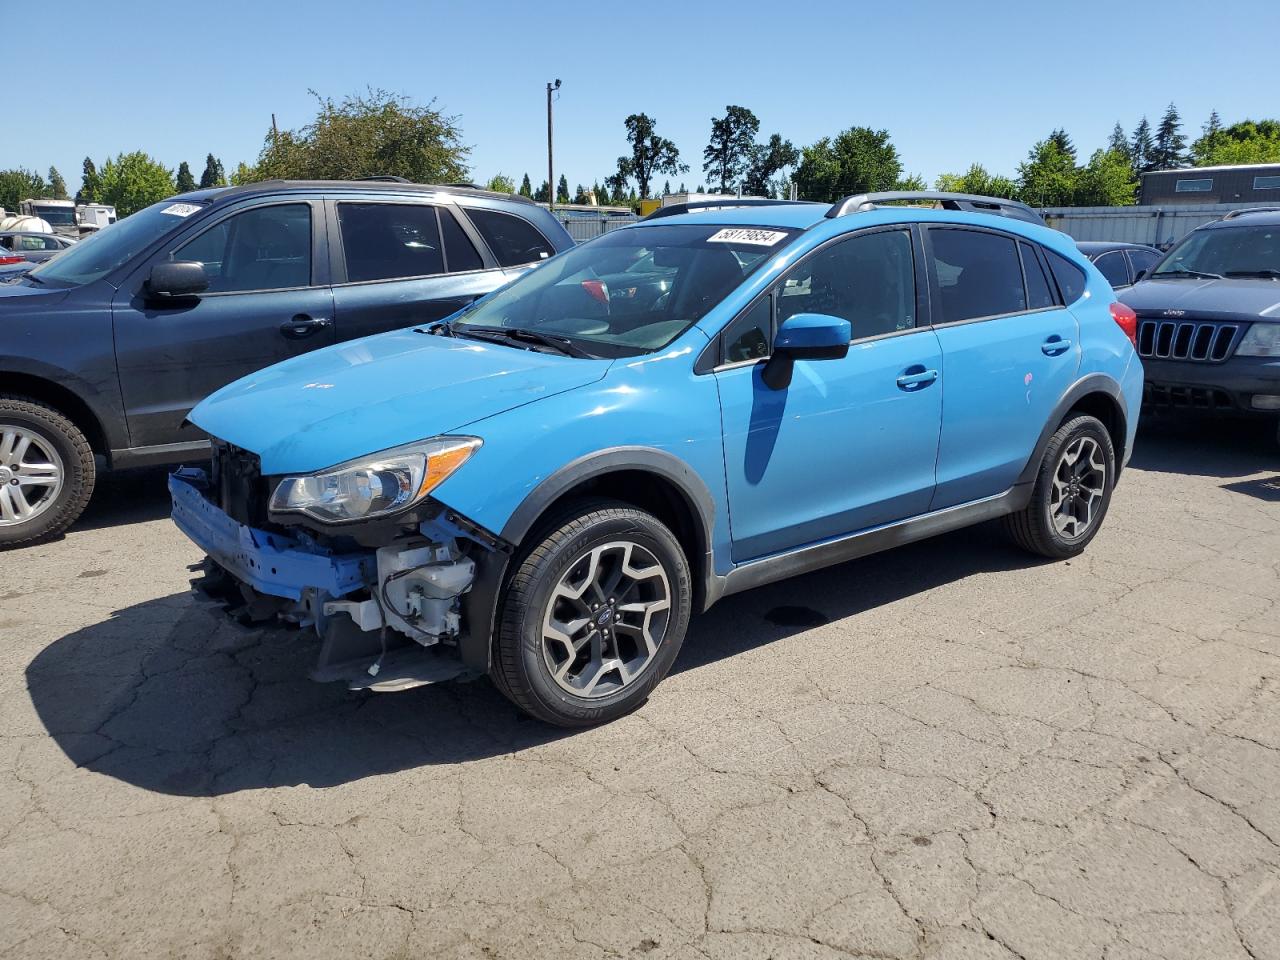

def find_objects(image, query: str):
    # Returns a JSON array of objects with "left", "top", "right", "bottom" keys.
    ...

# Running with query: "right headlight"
[{"left": 1237, "top": 324, "right": 1280, "bottom": 357}]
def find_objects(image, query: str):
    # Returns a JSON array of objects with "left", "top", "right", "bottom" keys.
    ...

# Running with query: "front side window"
[
  {"left": 1093, "top": 251, "right": 1130, "bottom": 287},
  {"left": 464, "top": 208, "right": 556, "bottom": 266},
  {"left": 452, "top": 223, "right": 795, "bottom": 357},
  {"left": 930, "top": 229, "right": 1026, "bottom": 323},
  {"left": 1152, "top": 224, "right": 1280, "bottom": 279},
  {"left": 1128, "top": 249, "right": 1159, "bottom": 277},
  {"left": 339, "top": 202, "right": 444, "bottom": 282},
  {"left": 777, "top": 229, "right": 916, "bottom": 338},
  {"left": 175, "top": 203, "right": 311, "bottom": 293},
  {"left": 1175, "top": 178, "right": 1213, "bottom": 193}
]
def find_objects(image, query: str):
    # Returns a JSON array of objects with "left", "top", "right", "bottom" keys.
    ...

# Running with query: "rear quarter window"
[
  {"left": 1045, "top": 249, "right": 1088, "bottom": 303},
  {"left": 464, "top": 208, "right": 556, "bottom": 267}
]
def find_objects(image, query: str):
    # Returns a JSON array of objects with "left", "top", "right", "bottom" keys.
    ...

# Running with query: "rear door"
[
  {"left": 927, "top": 228, "right": 1080, "bottom": 509},
  {"left": 329, "top": 199, "right": 501, "bottom": 341},
  {"left": 113, "top": 198, "right": 334, "bottom": 448}
]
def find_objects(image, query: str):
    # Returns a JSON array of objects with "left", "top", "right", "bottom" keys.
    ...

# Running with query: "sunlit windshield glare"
[
  {"left": 29, "top": 199, "right": 204, "bottom": 287},
  {"left": 453, "top": 224, "right": 796, "bottom": 357},
  {"left": 1153, "top": 225, "right": 1280, "bottom": 277}
]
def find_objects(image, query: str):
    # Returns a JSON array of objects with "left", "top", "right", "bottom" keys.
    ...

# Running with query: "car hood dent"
[
  {"left": 189, "top": 329, "right": 613, "bottom": 474},
  {"left": 1121, "top": 277, "right": 1280, "bottom": 321}
]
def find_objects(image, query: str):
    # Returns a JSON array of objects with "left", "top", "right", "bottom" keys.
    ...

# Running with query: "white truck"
[
  {"left": 75, "top": 203, "right": 117, "bottom": 234},
  {"left": 19, "top": 198, "right": 78, "bottom": 237}
]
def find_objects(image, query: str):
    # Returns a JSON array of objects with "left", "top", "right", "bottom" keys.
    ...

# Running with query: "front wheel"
[
  {"left": 1005, "top": 414, "right": 1115, "bottom": 560},
  {"left": 0, "top": 396, "right": 96, "bottom": 549},
  {"left": 493, "top": 500, "right": 692, "bottom": 727}
]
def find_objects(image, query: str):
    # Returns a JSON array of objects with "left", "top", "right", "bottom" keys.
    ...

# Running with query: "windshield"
[
  {"left": 28, "top": 199, "right": 204, "bottom": 288},
  {"left": 1153, "top": 224, "right": 1280, "bottom": 278},
  {"left": 31, "top": 206, "right": 76, "bottom": 227},
  {"left": 451, "top": 224, "right": 797, "bottom": 357}
]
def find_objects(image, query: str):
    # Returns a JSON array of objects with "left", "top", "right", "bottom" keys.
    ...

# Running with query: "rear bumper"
[
  {"left": 169, "top": 468, "right": 372, "bottom": 600},
  {"left": 1141, "top": 355, "right": 1280, "bottom": 416}
]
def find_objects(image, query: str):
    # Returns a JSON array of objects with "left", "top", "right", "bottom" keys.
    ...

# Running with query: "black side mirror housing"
[
  {"left": 147, "top": 260, "right": 209, "bottom": 300},
  {"left": 1133, "top": 269, "right": 1147, "bottom": 282}
]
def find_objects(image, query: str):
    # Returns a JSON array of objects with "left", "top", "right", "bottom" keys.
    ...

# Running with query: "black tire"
[
  {"left": 1005, "top": 414, "right": 1115, "bottom": 560},
  {"left": 493, "top": 499, "right": 692, "bottom": 727},
  {"left": 0, "top": 396, "right": 96, "bottom": 549}
]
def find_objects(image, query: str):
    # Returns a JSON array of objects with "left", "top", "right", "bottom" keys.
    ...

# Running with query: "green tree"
[
  {"left": 1047, "top": 128, "right": 1077, "bottom": 162},
  {"left": 573, "top": 183, "right": 589, "bottom": 204},
  {"left": 533, "top": 180, "right": 550, "bottom": 203},
  {"left": 794, "top": 127, "right": 902, "bottom": 203},
  {"left": 255, "top": 88, "right": 470, "bottom": 183},
  {"left": 1150, "top": 103, "right": 1187, "bottom": 170},
  {"left": 703, "top": 104, "right": 759, "bottom": 193},
  {"left": 0, "top": 168, "right": 46, "bottom": 212},
  {"left": 556, "top": 174, "right": 570, "bottom": 204},
  {"left": 1130, "top": 117, "right": 1155, "bottom": 174},
  {"left": 589, "top": 181, "right": 604, "bottom": 205},
  {"left": 199, "top": 153, "right": 226, "bottom": 188},
  {"left": 97, "top": 152, "right": 176, "bottom": 216},
  {"left": 662, "top": 180, "right": 671, "bottom": 196},
  {"left": 175, "top": 161, "right": 197, "bottom": 193},
  {"left": 613, "top": 113, "right": 687, "bottom": 200},
  {"left": 48, "top": 166, "right": 68, "bottom": 200},
  {"left": 1075, "top": 149, "right": 1137, "bottom": 206},
  {"left": 77, "top": 157, "right": 101, "bottom": 204},
  {"left": 485, "top": 173, "right": 516, "bottom": 193},
  {"left": 518, "top": 173, "right": 533, "bottom": 197},
  {"left": 1191, "top": 118, "right": 1280, "bottom": 166},
  {"left": 1016, "top": 135, "right": 1080, "bottom": 206},
  {"left": 743, "top": 133, "right": 799, "bottom": 197},
  {"left": 894, "top": 173, "right": 927, "bottom": 191},
  {"left": 1106, "top": 122, "right": 1129, "bottom": 156},
  {"left": 229, "top": 162, "right": 256, "bottom": 186},
  {"left": 934, "top": 163, "right": 1017, "bottom": 199}
]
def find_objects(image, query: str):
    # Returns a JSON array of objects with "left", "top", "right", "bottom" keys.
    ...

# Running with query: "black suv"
[
  {"left": 0, "top": 180, "right": 573, "bottom": 546},
  {"left": 1120, "top": 208, "right": 1280, "bottom": 436}
]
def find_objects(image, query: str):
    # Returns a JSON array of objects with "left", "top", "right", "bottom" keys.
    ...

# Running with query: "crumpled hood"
[
  {"left": 1121, "top": 277, "right": 1280, "bottom": 322},
  {"left": 190, "top": 329, "right": 612, "bottom": 474}
]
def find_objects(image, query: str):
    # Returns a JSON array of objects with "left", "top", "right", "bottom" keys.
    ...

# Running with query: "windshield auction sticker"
[
  {"left": 160, "top": 203, "right": 202, "bottom": 217},
  {"left": 706, "top": 228, "right": 788, "bottom": 247}
]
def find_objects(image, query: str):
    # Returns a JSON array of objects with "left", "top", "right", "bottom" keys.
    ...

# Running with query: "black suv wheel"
[
  {"left": 0, "top": 396, "right": 96, "bottom": 548},
  {"left": 493, "top": 500, "right": 692, "bottom": 727}
]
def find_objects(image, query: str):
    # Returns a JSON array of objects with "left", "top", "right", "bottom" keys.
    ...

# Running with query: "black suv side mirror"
[
  {"left": 1133, "top": 269, "right": 1147, "bottom": 282},
  {"left": 147, "top": 260, "right": 209, "bottom": 300}
]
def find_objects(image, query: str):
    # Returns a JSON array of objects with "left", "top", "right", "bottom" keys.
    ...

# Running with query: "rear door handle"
[
  {"left": 279, "top": 315, "right": 332, "bottom": 339},
  {"left": 895, "top": 366, "right": 939, "bottom": 390},
  {"left": 1041, "top": 335, "right": 1072, "bottom": 356}
]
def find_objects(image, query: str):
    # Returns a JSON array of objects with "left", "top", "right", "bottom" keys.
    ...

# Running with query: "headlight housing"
[
  {"left": 269, "top": 437, "right": 481, "bottom": 523},
  {"left": 1237, "top": 323, "right": 1280, "bottom": 358}
]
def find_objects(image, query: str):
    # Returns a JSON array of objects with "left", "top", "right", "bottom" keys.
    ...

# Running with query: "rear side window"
[
  {"left": 1045, "top": 249, "right": 1088, "bottom": 303},
  {"left": 338, "top": 202, "right": 443, "bottom": 282},
  {"left": 930, "top": 229, "right": 1026, "bottom": 323},
  {"left": 464, "top": 208, "right": 556, "bottom": 266},
  {"left": 440, "top": 208, "right": 483, "bottom": 272},
  {"left": 1020, "top": 242, "right": 1056, "bottom": 309},
  {"left": 1093, "top": 251, "right": 1130, "bottom": 287}
]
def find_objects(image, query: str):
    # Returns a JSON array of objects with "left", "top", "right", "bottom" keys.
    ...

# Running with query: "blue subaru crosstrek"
[{"left": 171, "top": 192, "right": 1144, "bottom": 726}]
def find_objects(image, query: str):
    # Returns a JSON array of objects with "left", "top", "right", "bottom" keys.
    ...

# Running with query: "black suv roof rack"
[
  {"left": 826, "top": 191, "right": 1044, "bottom": 226},
  {"left": 1221, "top": 206, "right": 1280, "bottom": 220},
  {"left": 358, "top": 175, "right": 412, "bottom": 183},
  {"left": 641, "top": 198, "right": 811, "bottom": 221}
]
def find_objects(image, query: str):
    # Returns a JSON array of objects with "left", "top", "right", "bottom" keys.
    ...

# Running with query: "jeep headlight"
[
  {"left": 1237, "top": 323, "right": 1280, "bottom": 357},
  {"left": 269, "top": 437, "right": 481, "bottom": 523}
]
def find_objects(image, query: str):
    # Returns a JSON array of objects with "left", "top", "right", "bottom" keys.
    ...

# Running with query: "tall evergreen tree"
[
  {"left": 662, "top": 180, "right": 671, "bottom": 196},
  {"left": 1150, "top": 103, "right": 1187, "bottom": 170},
  {"left": 1107, "top": 122, "right": 1129, "bottom": 157},
  {"left": 48, "top": 166, "right": 68, "bottom": 200},
  {"left": 175, "top": 161, "right": 197, "bottom": 193},
  {"left": 1191, "top": 110, "right": 1224, "bottom": 164},
  {"left": 198, "top": 153, "right": 226, "bottom": 188},
  {"left": 1047, "top": 128, "right": 1077, "bottom": 162},
  {"left": 533, "top": 180, "right": 550, "bottom": 203},
  {"left": 1130, "top": 118, "right": 1155, "bottom": 174},
  {"left": 613, "top": 113, "right": 688, "bottom": 199},
  {"left": 556, "top": 174, "right": 570, "bottom": 204},
  {"left": 702, "top": 105, "right": 759, "bottom": 193},
  {"left": 77, "top": 157, "right": 101, "bottom": 204},
  {"left": 518, "top": 173, "right": 533, "bottom": 197}
]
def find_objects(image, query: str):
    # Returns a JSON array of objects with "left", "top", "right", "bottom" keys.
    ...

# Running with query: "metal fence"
[
  {"left": 1039, "top": 203, "right": 1248, "bottom": 247},
  {"left": 553, "top": 213, "right": 638, "bottom": 243}
]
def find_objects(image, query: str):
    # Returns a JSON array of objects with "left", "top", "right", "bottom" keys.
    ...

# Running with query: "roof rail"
[
  {"left": 641, "top": 198, "right": 810, "bottom": 221},
  {"left": 358, "top": 175, "right": 412, "bottom": 183},
  {"left": 1221, "top": 206, "right": 1280, "bottom": 220},
  {"left": 826, "top": 191, "right": 1045, "bottom": 226}
]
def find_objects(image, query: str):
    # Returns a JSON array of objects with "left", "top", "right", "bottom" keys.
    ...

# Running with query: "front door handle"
[
  {"left": 1041, "top": 335, "right": 1072, "bottom": 356},
  {"left": 279, "top": 315, "right": 332, "bottom": 339},
  {"left": 896, "top": 366, "right": 939, "bottom": 390}
]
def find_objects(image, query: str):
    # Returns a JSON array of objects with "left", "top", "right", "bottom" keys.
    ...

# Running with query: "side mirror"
[
  {"left": 147, "top": 260, "right": 208, "bottom": 300},
  {"left": 762, "top": 312, "right": 851, "bottom": 390},
  {"left": 1133, "top": 269, "right": 1147, "bottom": 282}
]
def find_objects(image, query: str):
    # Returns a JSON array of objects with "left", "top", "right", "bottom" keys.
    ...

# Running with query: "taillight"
[
  {"left": 1110, "top": 302, "right": 1138, "bottom": 348},
  {"left": 581, "top": 279, "right": 609, "bottom": 304},
  {"left": 0, "top": 255, "right": 25, "bottom": 265}
]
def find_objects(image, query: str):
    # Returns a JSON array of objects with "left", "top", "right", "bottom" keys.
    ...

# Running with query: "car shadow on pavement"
[
  {"left": 1129, "top": 417, "right": 1278, "bottom": 479},
  {"left": 73, "top": 467, "right": 177, "bottom": 532}
]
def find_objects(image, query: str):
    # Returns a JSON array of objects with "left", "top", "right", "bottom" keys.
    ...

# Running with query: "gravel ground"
[{"left": 1, "top": 419, "right": 1278, "bottom": 960}]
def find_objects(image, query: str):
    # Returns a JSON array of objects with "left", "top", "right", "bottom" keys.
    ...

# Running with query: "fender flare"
[
  {"left": 460, "top": 446, "right": 717, "bottom": 672},
  {"left": 1017, "top": 373, "right": 1128, "bottom": 487}
]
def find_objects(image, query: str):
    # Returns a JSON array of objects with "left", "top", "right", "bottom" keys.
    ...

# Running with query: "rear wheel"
[
  {"left": 1005, "top": 414, "right": 1115, "bottom": 560},
  {"left": 493, "top": 500, "right": 691, "bottom": 727},
  {"left": 0, "top": 396, "right": 95, "bottom": 549}
]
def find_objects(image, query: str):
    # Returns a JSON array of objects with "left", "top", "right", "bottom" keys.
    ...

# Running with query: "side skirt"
[{"left": 711, "top": 483, "right": 1032, "bottom": 603}]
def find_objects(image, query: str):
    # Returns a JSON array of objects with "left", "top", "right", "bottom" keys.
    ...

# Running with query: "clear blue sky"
[{"left": 7, "top": 0, "right": 1275, "bottom": 194}]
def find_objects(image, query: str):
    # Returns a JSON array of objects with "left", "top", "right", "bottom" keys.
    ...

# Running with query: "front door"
[
  {"left": 113, "top": 199, "right": 334, "bottom": 447},
  {"left": 715, "top": 227, "right": 944, "bottom": 562}
]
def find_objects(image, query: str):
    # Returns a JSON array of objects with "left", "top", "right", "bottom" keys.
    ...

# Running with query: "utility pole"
[{"left": 547, "top": 79, "right": 560, "bottom": 211}]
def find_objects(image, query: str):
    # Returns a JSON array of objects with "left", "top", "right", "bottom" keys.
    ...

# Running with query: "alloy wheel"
[
  {"left": 1049, "top": 435, "right": 1106, "bottom": 540},
  {"left": 0, "top": 425, "right": 64, "bottom": 526}
]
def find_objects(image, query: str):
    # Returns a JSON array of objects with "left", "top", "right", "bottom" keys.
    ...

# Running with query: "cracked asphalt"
[{"left": 2, "top": 419, "right": 1279, "bottom": 960}]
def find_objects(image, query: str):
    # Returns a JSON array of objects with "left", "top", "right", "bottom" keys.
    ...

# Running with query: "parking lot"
[{"left": 0, "top": 419, "right": 1277, "bottom": 959}]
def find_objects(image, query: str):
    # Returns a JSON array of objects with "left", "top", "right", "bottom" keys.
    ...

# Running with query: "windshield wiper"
[
  {"left": 1154, "top": 269, "right": 1224, "bottom": 280},
  {"left": 1223, "top": 269, "right": 1280, "bottom": 279},
  {"left": 455, "top": 324, "right": 596, "bottom": 358}
]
